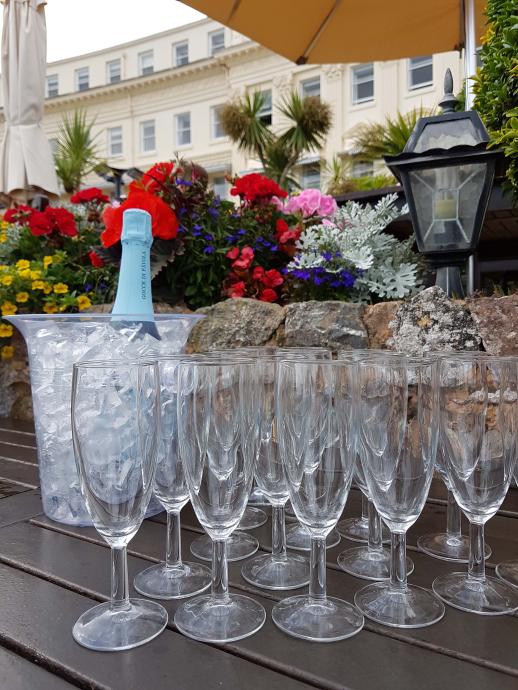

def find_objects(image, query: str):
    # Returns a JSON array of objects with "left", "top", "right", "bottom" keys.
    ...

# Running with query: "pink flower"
[{"left": 285, "top": 189, "right": 337, "bottom": 218}]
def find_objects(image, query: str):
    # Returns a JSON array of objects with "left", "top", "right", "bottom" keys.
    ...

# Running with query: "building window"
[
  {"left": 175, "top": 112, "right": 191, "bottom": 147},
  {"left": 351, "top": 63, "right": 374, "bottom": 104},
  {"left": 140, "top": 120, "right": 155, "bottom": 153},
  {"left": 75, "top": 67, "right": 89, "bottom": 92},
  {"left": 173, "top": 41, "right": 189, "bottom": 67},
  {"left": 106, "top": 59, "right": 121, "bottom": 84},
  {"left": 48, "top": 138, "right": 58, "bottom": 155},
  {"left": 46, "top": 74, "right": 59, "bottom": 98},
  {"left": 208, "top": 29, "right": 225, "bottom": 56},
  {"left": 408, "top": 55, "right": 433, "bottom": 90},
  {"left": 301, "top": 76, "right": 320, "bottom": 99},
  {"left": 138, "top": 50, "right": 154, "bottom": 76},
  {"left": 210, "top": 106, "right": 226, "bottom": 140},
  {"left": 212, "top": 176, "right": 229, "bottom": 199},
  {"left": 107, "top": 126, "right": 123, "bottom": 157},
  {"left": 476, "top": 46, "right": 483, "bottom": 69},
  {"left": 351, "top": 160, "right": 374, "bottom": 178},
  {"left": 301, "top": 164, "right": 321, "bottom": 189},
  {"left": 258, "top": 90, "right": 272, "bottom": 125}
]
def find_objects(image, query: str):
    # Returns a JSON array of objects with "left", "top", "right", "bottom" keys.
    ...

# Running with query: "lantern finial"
[{"left": 439, "top": 69, "right": 459, "bottom": 114}]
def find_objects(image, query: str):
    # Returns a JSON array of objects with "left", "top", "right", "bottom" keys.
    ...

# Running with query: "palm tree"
[
  {"left": 351, "top": 107, "right": 433, "bottom": 162},
  {"left": 54, "top": 109, "right": 103, "bottom": 193},
  {"left": 219, "top": 90, "right": 332, "bottom": 189}
]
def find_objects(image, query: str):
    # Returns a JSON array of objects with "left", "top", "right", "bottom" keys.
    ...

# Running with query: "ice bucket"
[{"left": 6, "top": 313, "right": 203, "bottom": 525}]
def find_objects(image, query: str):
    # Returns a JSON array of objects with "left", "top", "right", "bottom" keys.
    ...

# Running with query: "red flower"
[
  {"left": 45, "top": 207, "right": 78, "bottom": 237},
  {"left": 28, "top": 210, "right": 52, "bottom": 235},
  {"left": 70, "top": 187, "right": 110, "bottom": 205},
  {"left": 88, "top": 251, "right": 104, "bottom": 268},
  {"left": 232, "top": 246, "right": 254, "bottom": 270},
  {"left": 4, "top": 205, "right": 33, "bottom": 223},
  {"left": 275, "top": 218, "right": 301, "bottom": 245},
  {"left": 101, "top": 188, "right": 179, "bottom": 248},
  {"left": 230, "top": 173, "right": 287, "bottom": 204},
  {"left": 140, "top": 161, "right": 175, "bottom": 194},
  {"left": 261, "top": 269, "right": 284, "bottom": 288},
  {"left": 252, "top": 266, "right": 265, "bottom": 281},
  {"left": 226, "top": 247, "right": 240, "bottom": 260},
  {"left": 229, "top": 281, "right": 246, "bottom": 298},
  {"left": 259, "top": 288, "right": 278, "bottom": 303}
]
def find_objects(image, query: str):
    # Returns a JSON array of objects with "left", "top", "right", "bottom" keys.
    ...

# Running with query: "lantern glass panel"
[
  {"left": 408, "top": 163, "right": 486, "bottom": 252},
  {"left": 413, "top": 120, "right": 483, "bottom": 152}
]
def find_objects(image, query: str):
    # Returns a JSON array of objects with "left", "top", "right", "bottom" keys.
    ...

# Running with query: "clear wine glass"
[
  {"left": 134, "top": 355, "right": 211, "bottom": 599},
  {"left": 355, "top": 356, "right": 445, "bottom": 628},
  {"left": 71, "top": 359, "right": 168, "bottom": 651},
  {"left": 272, "top": 359, "right": 364, "bottom": 641},
  {"left": 174, "top": 358, "right": 266, "bottom": 643},
  {"left": 433, "top": 355, "right": 518, "bottom": 615},
  {"left": 496, "top": 462, "right": 518, "bottom": 586}
]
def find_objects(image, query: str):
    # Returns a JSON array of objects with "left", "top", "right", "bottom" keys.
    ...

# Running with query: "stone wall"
[{"left": 4, "top": 287, "right": 517, "bottom": 420}]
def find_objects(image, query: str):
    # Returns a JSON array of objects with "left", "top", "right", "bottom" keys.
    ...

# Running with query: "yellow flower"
[
  {"left": 0, "top": 233, "right": 7, "bottom": 243},
  {"left": 0, "top": 220, "right": 9, "bottom": 230},
  {"left": 30, "top": 270, "right": 41, "bottom": 280},
  {"left": 16, "top": 260, "right": 30, "bottom": 271},
  {"left": 0, "top": 265, "right": 8, "bottom": 272},
  {"left": 1, "top": 345, "right": 14, "bottom": 359},
  {"left": 53, "top": 283, "right": 68, "bottom": 294},
  {"left": 43, "top": 256, "right": 53, "bottom": 269},
  {"left": 1, "top": 301, "right": 17, "bottom": 316},
  {"left": 43, "top": 283, "right": 52, "bottom": 295},
  {"left": 15, "top": 292, "right": 29, "bottom": 304},
  {"left": 18, "top": 268, "right": 31, "bottom": 278},
  {"left": 43, "top": 302, "right": 58, "bottom": 314},
  {"left": 0, "top": 324, "right": 13, "bottom": 338},
  {"left": 32, "top": 280, "right": 45, "bottom": 290},
  {"left": 1, "top": 275, "right": 13, "bottom": 286},
  {"left": 76, "top": 295, "right": 92, "bottom": 311}
]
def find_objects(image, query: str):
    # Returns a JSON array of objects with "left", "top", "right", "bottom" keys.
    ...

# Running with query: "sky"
[{"left": 1, "top": 0, "right": 206, "bottom": 62}]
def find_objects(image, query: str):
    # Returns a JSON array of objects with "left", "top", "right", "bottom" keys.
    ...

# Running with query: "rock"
[
  {"left": 280, "top": 301, "right": 367, "bottom": 350},
  {"left": 363, "top": 301, "right": 401, "bottom": 350},
  {"left": 0, "top": 332, "right": 33, "bottom": 420},
  {"left": 467, "top": 293, "right": 518, "bottom": 355},
  {"left": 388, "top": 286, "right": 481, "bottom": 356},
  {"left": 187, "top": 298, "right": 285, "bottom": 352}
]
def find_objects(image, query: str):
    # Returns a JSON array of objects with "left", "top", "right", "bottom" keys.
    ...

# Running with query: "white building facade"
[{"left": 0, "top": 17, "right": 466, "bottom": 197}]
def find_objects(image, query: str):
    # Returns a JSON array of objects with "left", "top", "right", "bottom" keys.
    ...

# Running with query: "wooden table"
[{"left": 0, "top": 419, "right": 518, "bottom": 690}]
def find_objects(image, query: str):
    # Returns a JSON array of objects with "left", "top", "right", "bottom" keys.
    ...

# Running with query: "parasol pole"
[{"left": 464, "top": 0, "right": 477, "bottom": 109}]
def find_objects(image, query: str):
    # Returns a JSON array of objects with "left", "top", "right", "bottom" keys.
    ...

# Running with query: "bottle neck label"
[{"left": 112, "top": 240, "right": 154, "bottom": 319}]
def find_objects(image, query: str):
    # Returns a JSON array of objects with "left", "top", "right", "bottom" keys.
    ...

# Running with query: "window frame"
[
  {"left": 138, "top": 50, "right": 154, "bottom": 76},
  {"left": 175, "top": 112, "right": 192, "bottom": 147},
  {"left": 210, "top": 105, "right": 226, "bottom": 141},
  {"left": 173, "top": 40, "right": 189, "bottom": 67},
  {"left": 74, "top": 66, "right": 89, "bottom": 92},
  {"left": 46, "top": 73, "right": 59, "bottom": 98},
  {"left": 257, "top": 89, "right": 272, "bottom": 126},
  {"left": 300, "top": 76, "right": 321, "bottom": 100},
  {"left": 106, "top": 59, "right": 122, "bottom": 84},
  {"left": 407, "top": 55, "right": 433, "bottom": 91},
  {"left": 351, "top": 63, "right": 374, "bottom": 105},
  {"left": 300, "top": 164, "right": 321, "bottom": 190},
  {"left": 107, "top": 126, "right": 123, "bottom": 157},
  {"left": 208, "top": 29, "right": 225, "bottom": 56},
  {"left": 140, "top": 119, "right": 156, "bottom": 153}
]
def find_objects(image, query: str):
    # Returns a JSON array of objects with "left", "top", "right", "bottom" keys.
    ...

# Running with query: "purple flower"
[
  {"left": 84, "top": 283, "right": 93, "bottom": 292},
  {"left": 321, "top": 251, "right": 333, "bottom": 262},
  {"left": 208, "top": 208, "right": 219, "bottom": 218},
  {"left": 178, "top": 207, "right": 187, "bottom": 217},
  {"left": 270, "top": 244, "right": 278, "bottom": 252},
  {"left": 204, "top": 246, "right": 215, "bottom": 254},
  {"left": 193, "top": 230, "right": 202, "bottom": 237},
  {"left": 176, "top": 178, "right": 193, "bottom": 186},
  {"left": 313, "top": 276, "right": 325, "bottom": 286},
  {"left": 237, "top": 229, "right": 247, "bottom": 236},
  {"left": 204, "top": 233, "right": 214, "bottom": 241},
  {"left": 193, "top": 224, "right": 203, "bottom": 230}
]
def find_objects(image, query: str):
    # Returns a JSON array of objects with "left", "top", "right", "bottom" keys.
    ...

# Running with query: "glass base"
[
  {"left": 432, "top": 572, "right": 518, "bottom": 615},
  {"left": 241, "top": 552, "right": 310, "bottom": 590},
  {"left": 190, "top": 532, "right": 259, "bottom": 562},
  {"left": 286, "top": 524, "right": 340, "bottom": 551},
  {"left": 337, "top": 517, "right": 390, "bottom": 544},
  {"left": 337, "top": 546, "right": 414, "bottom": 582},
  {"left": 175, "top": 593, "right": 266, "bottom": 643},
  {"left": 272, "top": 595, "right": 364, "bottom": 642},
  {"left": 248, "top": 486, "right": 269, "bottom": 506},
  {"left": 133, "top": 561, "right": 211, "bottom": 600},
  {"left": 417, "top": 532, "right": 492, "bottom": 563},
  {"left": 239, "top": 506, "right": 268, "bottom": 530},
  {"left": 496, "top": 560, "right": 518, "bottom": 588},
  {"left": 73, "top": 599, "right": 168, "bottom": 651},
  {"left": 355, "top": 582, "right": 445, "bottom": 628}
]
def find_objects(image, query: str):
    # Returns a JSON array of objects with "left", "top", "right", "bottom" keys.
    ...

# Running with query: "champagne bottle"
[{"left": 111, "top": 208, "right": 160, "bottom": 339}]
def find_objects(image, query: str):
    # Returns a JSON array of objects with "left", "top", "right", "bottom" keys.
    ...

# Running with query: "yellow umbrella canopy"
[{"left": 180, "top": 0, "right": 486, "bottom": 64}]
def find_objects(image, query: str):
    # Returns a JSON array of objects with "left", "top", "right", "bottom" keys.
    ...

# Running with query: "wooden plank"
[
  {"left": 0, "top": 429, "right": 37, "bottom": 448},
  {"left": 0, "top": 560, "right": 313, "bottom": 690},
  {"left": 0, "top": 441, "right": 38, "bottom": 465},
  {"left": 0, "top": 646, "right": 78, "bottom": 690},
  {"left": 0, "top": 490, "right": 43, "bottom": 527},
  {"left": 20, "top": 518, "right": 518, "bottom": 689},
  {"left": 0, "top": 418, "right": 35, "bottom": 435},
  {"left": 0, "top": 457, "right": 38, "bottom": 489}
]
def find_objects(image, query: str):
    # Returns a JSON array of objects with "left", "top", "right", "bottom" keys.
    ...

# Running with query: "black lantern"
[{"left": 385, "top": 70, "right": 501, "bottom": 297}]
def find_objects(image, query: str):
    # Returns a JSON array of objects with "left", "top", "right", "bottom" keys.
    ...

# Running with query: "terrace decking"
[{"left": 0, "top": 419, "right": 517, "bottom": 689}]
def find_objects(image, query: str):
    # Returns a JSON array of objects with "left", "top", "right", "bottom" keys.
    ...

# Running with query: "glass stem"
[
  {"left": 309, "top": 537, "right": 327, "bottom": 602},
  {"left": 361, "top": 493, "right": 369, "bottom": 522},
  {"left": 446, "top": 490, "right": 461, "bottom": 538},
  {"left": 166, "top": 509, "right": 182, "bottom": 569},
  {"left": 212, "top": 539, "right": 230, "bottom": 603},
  {"left": 468, "top": 522, "right": 485, "bottom": 582},
  {"left": 368, "top": 499, "right": 383, "bottom": 552},
  {"left": 271, "top": 505, "right": 287, "bottom": 559},
  {"left": 110, "top": 546, "right": 130, "bottom": 611},
  {"left": 389, "top": 532, "right": 408, "bottom": 592}
]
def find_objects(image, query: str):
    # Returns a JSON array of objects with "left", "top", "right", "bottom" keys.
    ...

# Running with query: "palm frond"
[
  {"left": 277, "top": 93, "right": 332, "bottom": 156},
  {"left": 53, "top": 110, "right": 103, "bottom": 192},
  {"left": 219, "top": 92, "right": 273, "bottom": 163}
]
